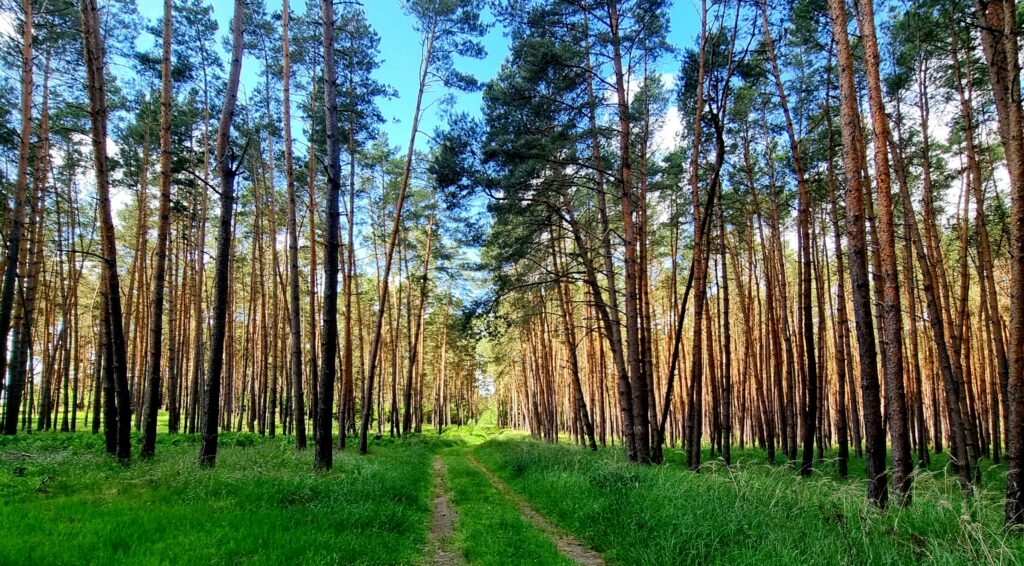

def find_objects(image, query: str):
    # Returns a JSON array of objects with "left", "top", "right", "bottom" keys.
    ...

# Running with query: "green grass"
[
  {"left": 473, "top": 437, "right": 1024, "bottom": 565},
  {"left": 439, "top": 446, "right": 569, "bottom": 565},
  {"left": 0, "top": 431, "right": 434, "bottom": 565},
  {"left": 3, "top": 425, "right": 1022, "bottom": 565}
]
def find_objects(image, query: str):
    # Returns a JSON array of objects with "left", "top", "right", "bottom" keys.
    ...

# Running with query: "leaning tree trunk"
[
  {"left": 550, "top": 228, "right": 597, "bottom": 451},
  {"left": 950, "top": 25, "right": 1009, "bottom": 460},
  {"left": 80, "top": 0, "right": 132, "bottom": 462},
  {"left": 759, "top": 0, "right": 816, "bottom": 476},
  {"left": 889, "top": 134, "right": 972, "bottom": 491},
  {"left": 855, "top": 0, "right": 914, "bottom": 505},
  {"left": 826, "top": 0, "right": 888, "bottom": 507},
  {"left": 581, "top": 13, "right": 634, "bottom": 458},
  {"left": 358, "top": 18, "right": 436, "bottom": 455},
  {"left": 198, "top": 0, "right": 245, "bottom": 467},
  {"left": 684, "top": 0, "right": 710, "bottom": 471},
  {"left": 6, "top": 123, "right": 47, "bottom": 436},
  {"left": 0, "top": 0, "right": 33, "bottom": 432},
  {"left": 974, "top": 0, "right": 1024, "bottom": 528}
]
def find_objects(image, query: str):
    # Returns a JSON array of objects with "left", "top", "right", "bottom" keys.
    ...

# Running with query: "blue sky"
[{"left": 137, "top": 1, "right": 702, "bottom": 153}]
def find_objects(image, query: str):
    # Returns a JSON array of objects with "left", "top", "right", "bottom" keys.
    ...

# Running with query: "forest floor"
[{"left": 0, "top": 426, "right": 1022, "bottom": 565}]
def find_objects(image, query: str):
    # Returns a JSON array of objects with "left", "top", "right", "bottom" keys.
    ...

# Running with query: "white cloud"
[
  {"left": 0, "top": 11, "right": 14, "bottom": 40},
  {"left": 653, "top": 105, "right": 682, "bottom": 155},
  {"left": 604, "top": 71, "right": 683, "bottom": 156}
]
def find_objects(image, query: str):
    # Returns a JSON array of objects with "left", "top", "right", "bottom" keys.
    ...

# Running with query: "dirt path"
[
  {"left": 426, "top": 457, "right": 463, "bottom": 566},
  {"left": 466, "top": 454, "right": 605, "bottom": 566}
]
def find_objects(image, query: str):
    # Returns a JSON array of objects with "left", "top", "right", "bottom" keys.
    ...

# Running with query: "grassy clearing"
[
  {"left": 0, "top": 432, "right": 433, "bottom": 565},
  {"left": 439, "top": 446, "right": 569, "bottom": 565},
  {"left": 3, "top": 425, "right": 1021, "bottom": 565},
  {"left": 474, "top": 437, "right": 1024, "bottom": 565}
]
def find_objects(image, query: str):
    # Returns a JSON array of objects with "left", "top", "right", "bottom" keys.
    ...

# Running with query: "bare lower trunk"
[
  {"left": 0, "top": 0, "right": 33, "bottom": 434},
  {"left": 198, "top": 0, "right": 245, "bottom": 467},
  {"left": 282, "top": 0, "right": 306, "bottom": 450},
  {"left": 827, "top": 0, "right": 887, "bottom": 506},
  {"left": 855, "top": 0, "right": 913, "bottom": 504},
  {"left": 80, "top": 0, "right": 132, "bottom": 462},
  {"left": 359, "top": 20, "right": 435, "bottom": 455},
  {"left": 141, "top": 0, "right": 174, "bottom": 458},
  {"left": 316, "top": 0, "right": 342, "bottom": 468},
  {"left": 974, "top": 0, "right": 1024, "bottom": 527}
]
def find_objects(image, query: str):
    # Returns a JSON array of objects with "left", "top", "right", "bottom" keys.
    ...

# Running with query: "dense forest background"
[{"left": 2, "top": 0, "right": 1024, "bottom": 539}]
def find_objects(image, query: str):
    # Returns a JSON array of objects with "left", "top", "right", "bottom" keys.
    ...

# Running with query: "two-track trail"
[
  {"left": 425, "top": 449, "right": 605, "bottom": 565},
  {"left": 468, "top": 453, "right": 604, "bottom": 565}
]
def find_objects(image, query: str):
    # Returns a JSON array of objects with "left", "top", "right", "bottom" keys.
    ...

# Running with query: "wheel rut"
[
  {"left": 426, "top": 457, "right": 463, "bottom": 566},
  {"left": 465, "top": 453, "right": 605, "bottom": 566}
]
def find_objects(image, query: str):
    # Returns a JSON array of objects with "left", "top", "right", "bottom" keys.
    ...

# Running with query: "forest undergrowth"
[
  {"left": 475, "top": 437, "right": 1024, "bottom": 565},
  {"left": 0, "top": 431, "right": 433, "bottom": 564},
  {"left": 0, "top": 426, "right": 1021, "bottom": 564}
]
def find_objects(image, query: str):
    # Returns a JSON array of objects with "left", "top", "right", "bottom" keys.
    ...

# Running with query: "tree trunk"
[
  {"left": 198, "top": 0, "right": 245, "bottom": 467},
  {"left": 282, "top": 0, "right": 306, "bottom": 449},
  {"left": 141, "top": 0, "right": 174, "bottom": 459},
  {"left": 359, "top": 18, "right": 436, "bottom": 455},
  {"left": 581, "top": 13, "right": 633, "bottom": 458},
  {"left": 685, "top": 0, "right": 710, "bottom": 471},
  {"left": 402, "top": 219, "right": 433, "bottom": 436},
  {"left": 0, "top": 0, "right": 33, "bottom": 433},
  {"left": 824, "top": 60, "right": 850, "bottom": 476},
  {"left": 973, "top": 0, "right": 1024, "bottom": 526},
  {"left": 607, "top": 0, "right": 650, "bottom": 464},
  {"left": 854, "top": 0, "right": 913, "bottom": 504},
  {"left": 551, "top": 229, "right": 597, "bottom": 450},
  {"left": 315, "top": 0, "right": 342, "bottom": 468},
  {"left": 80, "top": 0, "right": 132, "bottom": 462},
  {"left": 759, "top": 0, "right": 816, "bottom": 475},
  {"left": 826, "top": 0, "right": 887, "bottom": 506}
]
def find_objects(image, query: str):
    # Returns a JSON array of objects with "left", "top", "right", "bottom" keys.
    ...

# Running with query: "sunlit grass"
[
  {"left": 439, "top": 446, "right": 568, "bottom": 565},
  {"left": 473, "top": 437, "right": 1024, "bottom": 565},
  {"left": 2, "top": 424, "right": 1020, "bottom": 565},
  {"left": 0, "top": 431, "right": 433, "bottom": 565}
]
